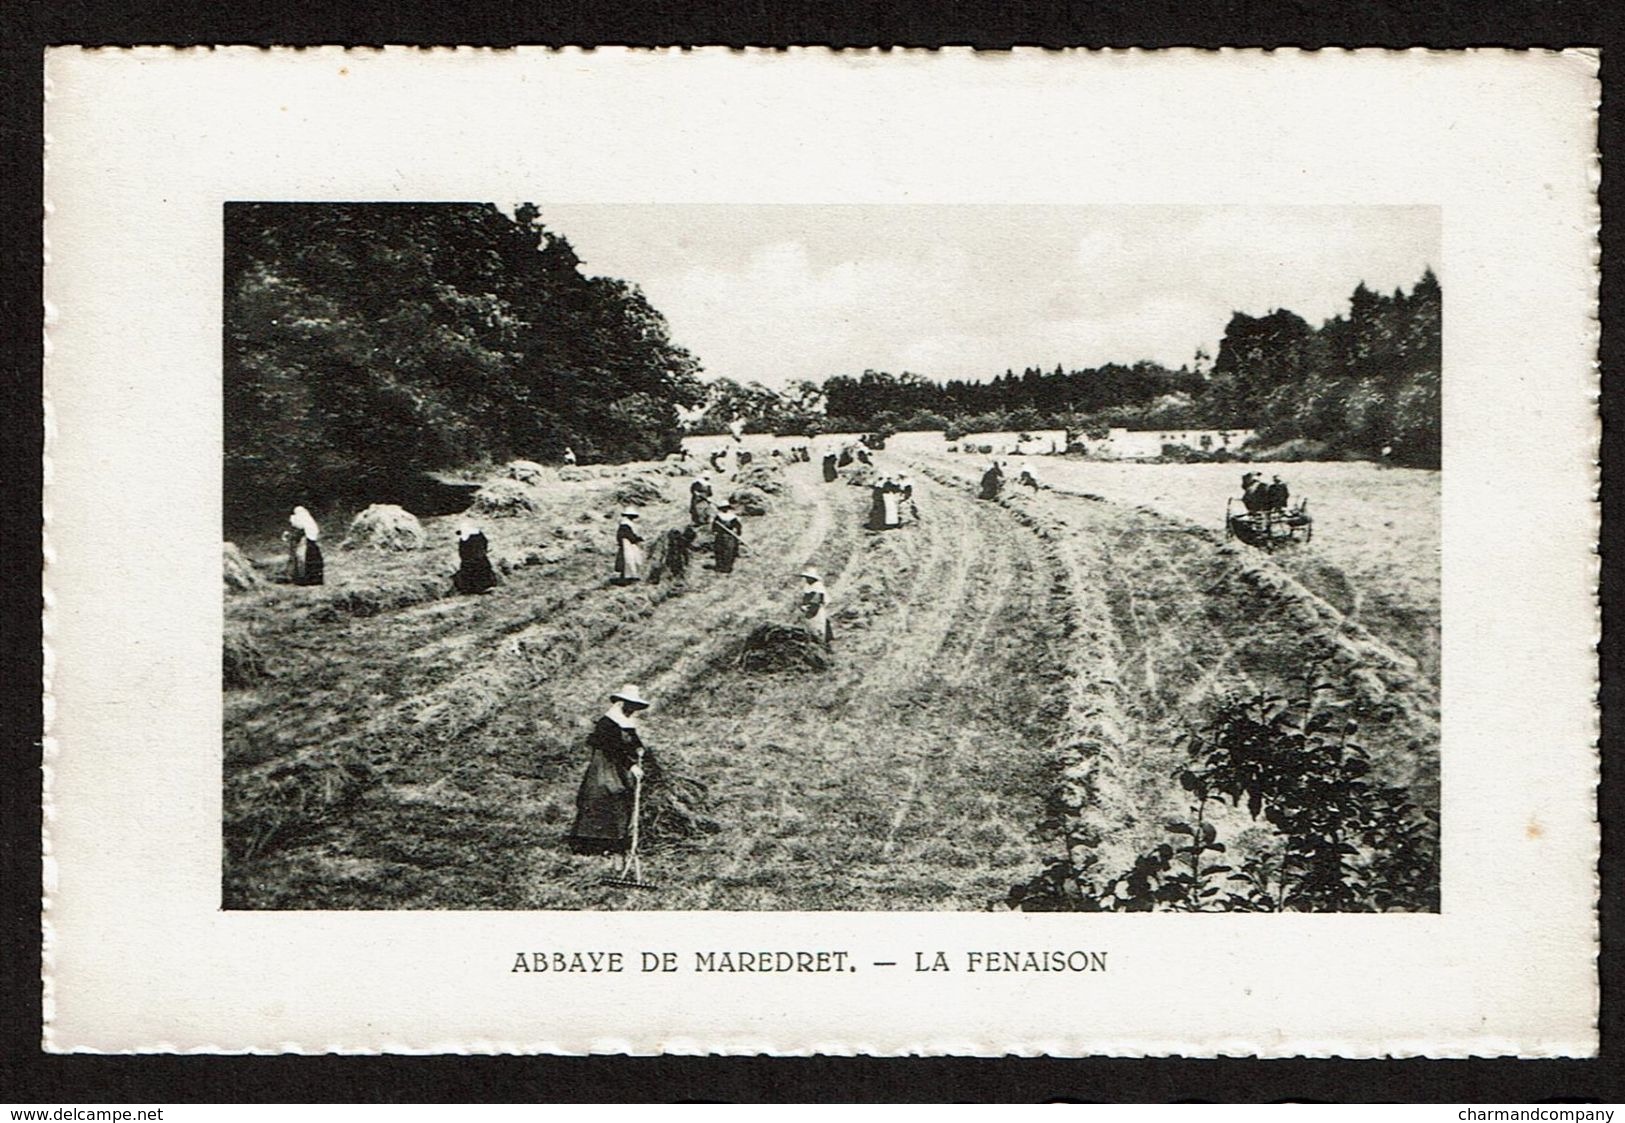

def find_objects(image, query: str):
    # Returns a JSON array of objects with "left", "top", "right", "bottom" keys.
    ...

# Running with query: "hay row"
[{"left": 313, "top": 575, "right": 451, "bottom": 621}]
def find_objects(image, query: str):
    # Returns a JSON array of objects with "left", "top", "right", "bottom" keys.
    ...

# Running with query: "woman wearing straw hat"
[
  {"left": 798, "top": 568, "right": 833, "bottom": 647},
  {"left": 284, "top": 506, "right": 324, "bottom": 586},
  {"left": 452, "top": 520, "right": 497, "bottom": 594},
  {"left": 614, "top": 508, "right": 646, "bottom": 583},
  {"left": 566, "top": 684, "right": 659, "bottom": 856},
  {"left": 711, "top": 501, "right": 743, "bottom": 574}
]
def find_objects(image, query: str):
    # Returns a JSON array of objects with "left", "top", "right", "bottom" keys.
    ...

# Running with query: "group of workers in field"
[{"left": 276, "top": 436, "right": 930, "bottom": 874}]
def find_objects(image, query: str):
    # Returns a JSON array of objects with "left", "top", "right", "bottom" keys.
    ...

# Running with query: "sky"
[{"left": 532, "top": 205, "right": 1440, "bottom": 391}]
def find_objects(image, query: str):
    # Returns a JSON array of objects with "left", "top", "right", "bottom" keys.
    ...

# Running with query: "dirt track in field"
[{"left": 223, "top": 446, "right": 1438, "bottom": 910}]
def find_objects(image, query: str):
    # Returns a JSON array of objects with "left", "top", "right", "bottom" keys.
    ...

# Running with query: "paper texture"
[{"left": 42, "top": 47, "right": 1598, "bottom": 1055}]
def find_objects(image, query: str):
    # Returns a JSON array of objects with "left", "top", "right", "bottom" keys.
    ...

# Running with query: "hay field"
[{"left": 224, "top": 443, "right": 1439, "bottom": 910}]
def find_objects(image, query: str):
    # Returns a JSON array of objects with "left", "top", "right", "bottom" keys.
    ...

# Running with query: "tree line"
[
  {"left": 226, "top": 203, "right": 1440, "bottom": 533},
  {"left": 689, "top": 268, "right": 1440, "bottom": 467},
  {"left": 224, "top": 203, "right": 702, "bottom": 528}
]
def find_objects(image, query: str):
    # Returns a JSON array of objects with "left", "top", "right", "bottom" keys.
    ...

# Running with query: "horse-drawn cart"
[{"left": 1225, "top": 495, "right": 1312, "bottom": 550}]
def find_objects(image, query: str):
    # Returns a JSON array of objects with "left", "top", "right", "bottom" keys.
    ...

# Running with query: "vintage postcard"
[{"left": 42, "top": 47, "right": 1598, "bottom": 1055}]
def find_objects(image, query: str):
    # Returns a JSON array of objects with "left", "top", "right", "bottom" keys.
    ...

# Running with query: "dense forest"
[
  {"left": 224, "top": 203, "right": 702, "bottom": 528},
  {"left": 689, "top": 269, "right": 1441, "bottom": 467}
]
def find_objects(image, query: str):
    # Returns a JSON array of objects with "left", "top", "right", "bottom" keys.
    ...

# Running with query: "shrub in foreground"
[{"left": 1010, "top": 672, "right": 1439, "bottom": 912}]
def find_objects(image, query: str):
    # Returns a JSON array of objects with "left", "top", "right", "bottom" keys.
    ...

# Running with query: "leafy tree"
[{"left": 224, "top": 203, "right": 702, "bottom": 529}]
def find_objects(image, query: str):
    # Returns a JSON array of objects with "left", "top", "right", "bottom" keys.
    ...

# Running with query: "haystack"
[
  {"left": 504, "top": 459, "right": 547, "bottom": 484},
  {"left": 643, "top": 772, "right": 721, "bottom": 846},
  {"left": 223, "top": 542, "right": 260, "bottom": 592},
  {"left": 224, "top": 627, "right": 269, "bottom": 688},
  {"left": 343, "top": 504, "right": 427, "bottom": 550},
  {"left": 739, "top": 622, "right": 831, "bottom": 672},
  {"left": 611, "top": 476, "right": 667, "bottom": 507},
  {"left": 735, "top": 463, "right": 787, "bottom": 495},
  {"left": 843, "top": 464, "right": 880, "bottom": 488},
  {"left": 557, "top": 466, "right": 590, "bottom": 482},
  {"left": 470, "top": 479, "right": 538, "bottom": 517},
  {"left": 729, "top": 485, "right": 771, "bottom": 516}
]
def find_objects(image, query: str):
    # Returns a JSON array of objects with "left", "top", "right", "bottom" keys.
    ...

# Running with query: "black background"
[{"left": 1, "top": 0, "right": 1619, "bottom": 1104}]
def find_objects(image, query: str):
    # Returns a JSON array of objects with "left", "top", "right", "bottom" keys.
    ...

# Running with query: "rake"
[{"left": 599, "top": 760, "right": 659, "bottom": 891}]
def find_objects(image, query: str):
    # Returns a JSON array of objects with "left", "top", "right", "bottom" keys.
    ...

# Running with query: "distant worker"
[
  {"left": 1017, "top": 468, "right": 1040, "bottom": 492},
  {"left": 1241, "top": 471, "right": 1270, "bottom": 514},
  {"left": 868, "top": 479, "right": 889, "bottom": 530},
  {"left": 452, "top": 521, "right": 497, "bottom": 594},
  {"left": 882, "top": 476, "right": 902, "bottom": 528},
  {"left": 566, "top": 684, "right": 658, "bottom": 857},
  {"left": 689, "top": 474, "right": 714, "bottom": 527},
  {"left": 822, "top": 453, "right": 839, "bottom": 483},
  {"left": 562, "top": 445, "right": 577, "bottom": 467},
  {"left": 285, "top": 506, "right": 324, "bottom": 586},
  {"left": 614, "top": 508, "right": 646, "bottom": 583},
  {"left": 712, "top": 501, "right": 744, "bottom": 574},
  {"left": 709, "top": 447, "right": 727, "bottom": 474},
  {"left": 1265, "top": 474, "right": 1290, "bottom": 512},
  {"left": 898, "top": 473, "right": 918, "bottom": 521},
  {"left": 979, "top": 462, "right": 1004, "bottom": 501},
  {"left": 798, "top": 568, "right": 833, "bottom": 647},
  {"left": 738, "top": 449, "right": 754, "bottom": 468},
  {"left": 651, "top": 525, "right": 696, "bottom": 584}
]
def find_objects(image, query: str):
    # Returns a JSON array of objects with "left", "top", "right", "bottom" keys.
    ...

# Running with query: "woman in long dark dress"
[
  {"left": 453, "top": 521, "right": 497, "bottom": 594},
  {"left": 712, "top": 502, "right": 743, "bottom": 573},
  {"left": 566, "top": 685, "right": 659, "bottom": 855},
  {"left": 868, "top": 480, "right": 888, "bottom": 530},
  {"left": 822, "top": 453, "right": 838, "bottom": 483},
  {"left": 286, "top": 506, "right": 324, "bottom": 586},
  {"left": 979, "top": 462, "right": 1004, "bottom": 501}
]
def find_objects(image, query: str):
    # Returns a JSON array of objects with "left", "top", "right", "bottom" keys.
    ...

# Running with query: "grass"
[{"left": 225, "top": 437, "right": 1440, "bottom": 911}]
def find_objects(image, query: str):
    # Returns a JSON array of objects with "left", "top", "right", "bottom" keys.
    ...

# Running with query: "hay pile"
[
  {"left": 223, "top": 542, "right": 260, "bottom": 592},
  {"left": 843, "top": 464, "right": 880, "bottom": 487},
  {"left": 557, "top": 466, "right": 590, "bottom": 482},
  {"left": 611, "top": 476, "right": 667, "bottom": 507},
  {"left": 343, "top": 504, "right": 427, "bottom": 551},
  {"left": 728, "top": 486, "right": 771, "bottom": 515},
  {"left": 225, "top": 750, "right": 373, "bottom": 864},
  {"left": 735, "top": 463, "right": 787, "bottom": 495},
  {"left": 504, "top": 459, "right": 547, "bottom": 484},
  {"left": 643, "top": 772, "right": 721, "bottom": 846},
  {"left": 739, "top": 622, "right": 831, "bottom": 672},
  {"left": 470, "top": 479, "right": 538, "bottom": 517},
  {"left": 315, "top": 575, "right": 448, "bottom": 621},
  {"left": 224, "top": 627, "right": 269, "bottom": 687}
]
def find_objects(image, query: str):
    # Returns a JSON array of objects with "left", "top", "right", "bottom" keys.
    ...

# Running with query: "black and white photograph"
[
  {"left": 221, "top": 202, "right": 1442, "bottom": 913},
  {"left": 41, "top": 47, "right": 1597, "bottom": 1057}
]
